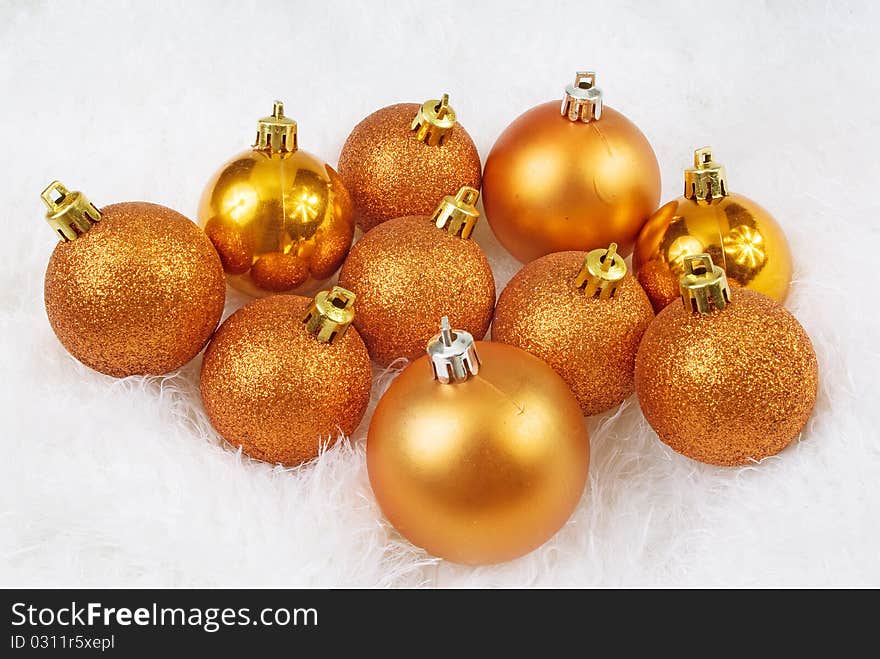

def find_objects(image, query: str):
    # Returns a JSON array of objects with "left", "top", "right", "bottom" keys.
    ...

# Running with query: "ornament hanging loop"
[
  {"left": 255, "top": 100, "right": 298, "bottom": 154},
  {"left": 411, "top": 94, "right": 457, "bottom": 146},
  {"left": 575, "top": 242, "right": 627, "bottom": 299},
  {"left": 561, "top": 71, "right": 603, "bottom": 123},
  {"left": 427, "top": 316, "right": 480, "bottom": 384},
  {"left": 303, "top": 286, "right": 356, "bottom": 344},
  {"left": 41, "top": 180, "right": 102, "bottom": 242},
  {"left": 431, "top": 186, "right": 480, "bottom": 239},
  {"left": 679, "top": 253, "right": 731, "bottom": 315},
  {"left": 684, "top": 147, "right": 728, "bottom": 202}
]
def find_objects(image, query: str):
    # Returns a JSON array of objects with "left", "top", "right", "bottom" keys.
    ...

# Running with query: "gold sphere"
[
  {"left": 635, "top": 255, "right": 817, "bottom": 466},
  {"left": 199, "top": 102, "right": 354, "bottom": 297},
  {"left": 482, "top": 74, "right": 660, "bottom": 263},
  {"left": 338, "top": 98, "right": 482, "bottom": 232},
  {"left": 200, "top": 291, "right": 372, "bottom": 467},
  {"left": 634, "top": 148, "right": 792, "bottom": 313},
  {"left": 43, "top": 188, "right": 226, "bottom": 378},
  {"left": 367, "top": 340, "right": 590, "bottom": 565},
  {"left": 493, "top": 247, "right": 654, "bottom": 415}
]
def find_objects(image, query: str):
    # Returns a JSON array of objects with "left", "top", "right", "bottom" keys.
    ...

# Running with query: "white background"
[{"left": 2, "top": 0, "right": 878, "bottom": 587}]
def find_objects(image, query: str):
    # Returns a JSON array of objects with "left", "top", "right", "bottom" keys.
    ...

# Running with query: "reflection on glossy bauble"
[
  {"left": 634, "top": 148, "right": 792, "bottom": 312},
  {"left": 199, "top": 102, "right": 354, "bottom": 297},
  {"left": 634, "top": 194, "right": 792, "bottom": 313}
]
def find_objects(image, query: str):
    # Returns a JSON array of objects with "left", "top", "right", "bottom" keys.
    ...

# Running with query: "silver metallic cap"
[
  {"left": 561, "top": 71, "right": 603, "bottom": 123},
  {"left": 427, "top": 317, "right": 480, "bottom": 384}
]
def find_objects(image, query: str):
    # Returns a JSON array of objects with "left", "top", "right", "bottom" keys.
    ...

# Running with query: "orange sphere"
[
  {"left": 635, "top": 288, "right": 818, "bottom": 466},
  {"left": 493, "top": 250, "right": 654, "bottom": 415},
  {"left": 367, "top": 341, "right": 590, "bottom": 565},
  {"left": 45, "top": 202, "right": 226, "bottom": 377},
  {"left": 337, "top": 215, "right": 495, "bottom": 366},
  {"left": 634, "top": 193, "right": 792, "bottom": 313},
  {"left": 200, "top": 294, "right": 372, "bottom": 467},
  {"left": 338, "top": 101, "right": 482, "bottom": 232},
  {"left": 482, "top": 101, "right": 660, "bottom": 263}
]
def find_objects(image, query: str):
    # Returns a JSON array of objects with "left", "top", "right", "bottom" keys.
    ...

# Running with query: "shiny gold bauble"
[
  {"left": 635, "top": 279, "right": 818, "bottom": 467},
  {"left": 367, "top": 341, "right": 590, "bottom": 565},
  {"left": 199, "top": 103, "right": 354, "bottom": 297},
  {"left": 634, "top": 148, "right": 792, "bottom": 313},
  {"left": 337, "top": 200, "right": 495, "bottom": 366},
  {"left": 200, "top": 293, "right": 372, "bottom": 467},
  {"left": 482, "top": 89, "right": 660, "bottom": 263},
  {"left": 44, "top": 198, "right": 225, "bottom": 378},
  {"left": 338, "top": 99, "right": 482, "bottom": 232},
  {"left": 493, "top": 248, "right": 654, "bottom": 415}
]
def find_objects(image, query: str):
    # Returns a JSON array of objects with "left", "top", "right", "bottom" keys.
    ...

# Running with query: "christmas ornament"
[
  {"left": 200, "top": 287, "right": 372, "bottom": 467},
  {"left": 368, "top": 318, "right": 590, "bottom": 565},
  {"left": 635, "top": 254, "right": 818, "bottom": 466},
  {"left": 338, "top": 94, "right": 481, "bottom": 232},
  {"left": 41, "top": 181, "right": 225, "bottom": 378},
  {"left": 199, "top": 101, "right": 354, "bottom": 297},
  {"left": 634, "top": 147, "right": 792, "bottom": 312},
  {"left": 337, "top": 187, "right": 495, "bottom": 366},
  {"left": 493, "top": 244, "right": 654, "bottom": 415},
  {"left": 482, "top": 71, "right": 660, "bottom": 263}
]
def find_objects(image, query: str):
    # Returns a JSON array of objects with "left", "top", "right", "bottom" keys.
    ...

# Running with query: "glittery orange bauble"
[
  {"left": 337, "top": 192, "right": 495, "bottom": 366},
  {"left": 200, "top": 293, "right": 372, "bottom": 467},
  {"left": 635, "top": 272, "right": 818, "bottom": 466},
  {"left": 338, "top": 99, "right": 481, "bottom": 232},
  {"left": 199, "top": 102, "right": 354, "bottom": 297},
  {"left": 368, "top": 338, "right": 589, "bottom": 565},
  {"left": 493, "top": 248, "right": 654, "bottom": 415},
  {"left": 44, "top": 199, "right": 226, "bottom": 378},
  {"left": 634, "top": 148, "right": 792, "bottom": 313},
  {"left": 482, "top": 74, "right": 660, "bottom": 263}
]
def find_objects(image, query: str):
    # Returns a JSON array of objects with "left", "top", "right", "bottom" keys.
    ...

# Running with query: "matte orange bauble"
[
  {"left": 337, "top": 187, "right": 495, "bottom": 366},
  {"left": 368, "top": 319, "right": 590, "bottom": 565},
  {"left": 635, "top": 254, "right": 818, "bottom": 467},
  {"left": 199, "top": 101, "right": 354, "bottom": 297},
  {"left": 482, "top": 72, "right": 661, "bottom": 263},
  {"left": 493, "top": 244, "right": 654, "bottom": 415},
  {"left": 41, "top": 181, "right": 225, "bottom": 378},
  {"left": 338, "top": 94, "right": 481, "bottom": 232},
  {"left": 200, "top": 287, "right": 372, "bottom": 467},
  {"left": 634, "top": 147, "right": 793, "bottom": 313}
]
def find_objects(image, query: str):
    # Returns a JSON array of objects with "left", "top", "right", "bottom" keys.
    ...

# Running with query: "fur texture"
[{"left": 1, "top": 0, "right": 878, "bottom": 587}]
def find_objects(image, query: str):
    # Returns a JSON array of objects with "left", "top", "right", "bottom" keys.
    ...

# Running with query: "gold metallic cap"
[
  {"left": 41, "top": 180, "right": 102, "bottom": 242},
  {"left": 255, "top": 101, "right": 298, "bottom": 154},
  {"left": 684, "top": 147, "right": 728, "bottom": 202},
  {"left": 679, "top": 253, "right": 731, "bottom": 314},
  {"left": 303, "top": 286, "right": 356, "bottom": 344},
  {"left": 561, "top": 71, "right": 603, "bottom": 123},
  {"left": 575, "top": 243, "right": 627, "bottom": 299},
  {"left": 431, "top": 186, "right": 480, "bottom": 239},
  {"left": 411, "top": 94, "right": 456, "bottom": 146},
  {"left": 427, "top": 316, "right": 480, "bottom": 384}
]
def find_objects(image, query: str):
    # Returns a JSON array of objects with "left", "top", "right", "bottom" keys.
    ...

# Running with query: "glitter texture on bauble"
[
  {"left": 635, "top": 253, "right": 818, "bottom": 466},
  {"left": 42, "top": 181, "right": 226, "bottom": 378},
  {"left": 338, "top": 95, "right": 481, "bottom": 232},
  {"left": 493, "top": 244, "right": 654, "bottom": 415}
]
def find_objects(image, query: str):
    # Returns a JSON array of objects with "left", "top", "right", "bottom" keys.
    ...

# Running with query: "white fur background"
[{"left": 2, "top": 0, "right": 879, "bottom": 587}]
